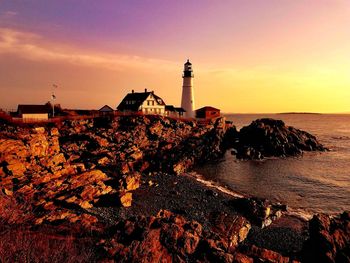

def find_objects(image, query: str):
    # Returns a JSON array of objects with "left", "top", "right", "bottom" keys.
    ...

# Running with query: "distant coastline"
[{"left": 277, "top": 112, "right": 322, "bottom": 115}]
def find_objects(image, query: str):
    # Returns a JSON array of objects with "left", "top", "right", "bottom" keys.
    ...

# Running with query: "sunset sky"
[{"left": 0, "top": 0, "right": 349, "bottom": 113}]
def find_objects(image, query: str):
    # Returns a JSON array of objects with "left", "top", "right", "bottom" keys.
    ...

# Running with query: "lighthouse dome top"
[{"left": 184, "top": 59, "right": 192, "bottom": 65}]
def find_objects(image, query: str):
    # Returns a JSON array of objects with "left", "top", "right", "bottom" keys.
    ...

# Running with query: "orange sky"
[{"left": 0, "top": 1, "right": 349, "bottom": 113}]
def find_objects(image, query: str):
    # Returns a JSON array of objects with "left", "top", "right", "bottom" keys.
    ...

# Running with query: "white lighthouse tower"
[{"left": 181, "top": 59, "right": 195, "bottom": 118}]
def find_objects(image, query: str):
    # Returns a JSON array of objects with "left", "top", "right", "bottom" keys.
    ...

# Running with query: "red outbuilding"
[{"left": 195, "top": 106, "right": 221, "bottom": 120}]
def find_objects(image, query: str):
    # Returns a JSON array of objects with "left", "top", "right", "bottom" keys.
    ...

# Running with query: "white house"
[{"left": 117, "top": 89, "right": 166, "bottom": 115}]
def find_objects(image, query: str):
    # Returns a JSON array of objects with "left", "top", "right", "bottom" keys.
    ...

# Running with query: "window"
[
  {"left": 152, "top": 101, "right": 155, "bottom": 106},
  {"left": 147, "top": 101, "right": 150, "bottom": 106}
]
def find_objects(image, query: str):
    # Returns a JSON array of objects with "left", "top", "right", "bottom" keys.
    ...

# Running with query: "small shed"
[
  {"left": 17, "top": 104, "right": 49, "bottom": 121},
  {"left": 99, "top": 105, "right": 114, "bottom": 116},
  {"left": 195, "top": 106, "right": 220, "bottom": 120}
]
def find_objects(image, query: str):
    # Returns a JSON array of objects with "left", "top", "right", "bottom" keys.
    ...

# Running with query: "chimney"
[
  {"left": 132, "top": 89, "right": 134, "bottom": 93},
  {"left": 145, "top": 88, "right": 147, "bottom": 93},
  {"left": 151, "top": 90, "right": 154, "bottom": 94}
]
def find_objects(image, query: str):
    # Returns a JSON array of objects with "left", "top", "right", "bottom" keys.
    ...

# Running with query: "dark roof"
[
  {"left": 165, "top": 105, "right": 176, "bottom": 111},
  {"left": 175, "top": 107, "right": 186, "bottom": 112},
  {"left": 196, "top": 106, "right": 220, "bottom": 112},
  {"left": 153, "top": 93, "right": 166, "bottom": 105},
  {"left": 99, "top": 105, "right": 114, "bottom": 112},
  {"left": 117, "top": 91, "right": 165, "bottom": 111},
  {"left": 17, "top": 104, "right": 49, "bottom": 114},
  {"left": 185, "top": 59, "right": 192, "bottom": 65},
  {"left": 165, "top": 106, "right": 185, "bottom": 113}
]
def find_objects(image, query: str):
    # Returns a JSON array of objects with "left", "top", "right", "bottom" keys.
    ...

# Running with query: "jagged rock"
[
  {"left": 243, "top": 245, "right": 292, "bottom": 263},
  {"left": 46, "top": 153, "right": 66, "bottom": 171},
  {"left": 120, "top": 172, "right": 141, "bottom": 191},
  {"left": 48, "top": 136, "right": 60, "bottom": 155},
  {"left": 35, "top": 209, "right": 98, "bottom": 228},
  {"left": 29, "top": 132, "right": 49, "bottom": 157},
  {"left": 94, "top": 136, "right": 109, "bottom": 147},
  {"left": 149, "top": 120, "right": 164, "bottom": 136},
  {"left": 302, "top": 212, "right": 350, "bottom": 263},
  {"left": 232, "top": 252, "right": 254, "bottom": 263},
  {"left": 0, "top": 139, "right": 29, "bottom": 162},
  {"left": 101, "top": 210, "right": 256, "bottom": 262},
  {"left": 101, "top": 210, "right": 204, "bottom": 261},
  {"left": 6, "top": 160, "right": 27, "bottom": 177},
  {"left": 173, "top": 159, "right": 193, "bottom": 175},
  {"left": 2, "top": 187, "right": 13, "bottom": 196},
  {"left": 50, "top": 127, "right": 60, "bottom": 136},
  {"left": 119, "top": 191, "right": 133, "bottom": 207},
  {"left": 97, "top": 156, "right": 110, "bottom": 166},
  {"left": 229, "top": 197, "right": 286, "bottom": 227},
  {"left": 34, "top": 127, "right": 45, "bottom": 134},
  {"left": 210, "top": 212, "right": 251, "bottom": 251}
]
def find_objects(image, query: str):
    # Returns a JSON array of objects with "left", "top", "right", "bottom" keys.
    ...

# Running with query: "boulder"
[
  {"left": 100, "top": 210, "right": 205, "bottom": 262},
  {"left": 229, "top": 197, "right": 286, "bottom": 227},
  {"left": 29, "top": 133, "right": 49, "bottom": 157},
  {"left": 46, "top": 153, "right": 66, "bottom": 172},
  {"left": 227, "top": 118, "right": 326, "bottom": 159},
  {"left": 210, "top": 212, "right": 251, "bottom": 251},
  {"left": 0, "top": 139, "right": 29, "bottom": 163},
  {"left": 121, "top": 172, "right": 141, "bottom": 191},
  {"left": 243, "top": 245, "right": 292, "bottom": 263},
  {"left": 119, "top": 192, "right": 133, "bottom": 207},
  {"left": 302, "top": 212, "right": 350, "bottom": 262}
]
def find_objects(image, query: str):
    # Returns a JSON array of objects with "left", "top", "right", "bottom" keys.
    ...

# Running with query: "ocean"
[{"left": 195, "top": 114, "right": 350, "bottom": 217}]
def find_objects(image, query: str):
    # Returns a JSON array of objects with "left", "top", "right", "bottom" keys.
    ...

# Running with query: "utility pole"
[{"left": 52, "top": 84, "right": 57, "bottom": 118}]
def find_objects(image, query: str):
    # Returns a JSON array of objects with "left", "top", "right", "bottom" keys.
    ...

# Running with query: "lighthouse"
[{"left": 181, "top": 59, "right": 195, "bottom": 118}]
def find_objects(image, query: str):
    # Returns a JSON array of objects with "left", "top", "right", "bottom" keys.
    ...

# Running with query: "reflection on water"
[{"left": 195, "top": 114, "right": 350, "bottom": 215}]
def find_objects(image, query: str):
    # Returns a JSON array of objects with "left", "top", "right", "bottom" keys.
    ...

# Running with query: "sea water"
[{"left": 195, "top": 114, "right": 350, "bottom": 216}]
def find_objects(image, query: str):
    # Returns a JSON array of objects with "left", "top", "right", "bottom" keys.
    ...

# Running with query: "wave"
[
  {"left": 331, "top": 136, "right": 350, "bottom": 140},
  {"left": 186, "top": 171, "right": 315, "bottom": 222},
  {"left": 186, "top": 172, "right": 244, "bottom": 198},
  {"left": 286, "top": 208, "right": 314, "bottom": 221}
]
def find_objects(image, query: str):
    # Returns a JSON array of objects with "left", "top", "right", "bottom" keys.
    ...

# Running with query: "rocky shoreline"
[{"left": 0, "top": 115, "right": 348, "bottom": 262}]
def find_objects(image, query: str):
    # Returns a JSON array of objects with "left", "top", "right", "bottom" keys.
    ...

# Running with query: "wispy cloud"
[
  {"left": 0, "top": 27, "right": 177, "bottom": 72},
  {"left": 0, "top": 10, "right": 18, "bottom": 22},
  {"left": 3, "top": 11, "right": 18, "bottom": 17}
]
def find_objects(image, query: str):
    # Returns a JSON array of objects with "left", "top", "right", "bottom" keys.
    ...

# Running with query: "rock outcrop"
[
  {"left": 0, "top": 115, "right": 226, "bottom": 227},
  {"left": 100, "top": 209, "right": 253, "bottom": 263},
  {"left": 229, "top": 197, "right": 287, "bottom": 228},
  {"left": 223, "top": 118, "right": 326, "bottom": 159},
  {"left": 302, "top": 212, "right": 350, "bottom": 263}
]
